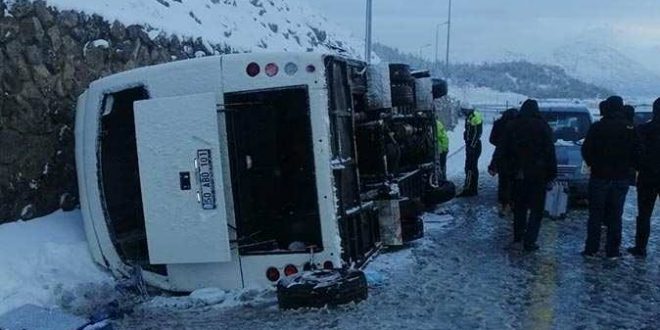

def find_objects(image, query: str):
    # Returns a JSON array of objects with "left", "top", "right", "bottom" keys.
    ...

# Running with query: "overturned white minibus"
[{"left": 76, "top": 53, "right": 381, "bottom": 292}]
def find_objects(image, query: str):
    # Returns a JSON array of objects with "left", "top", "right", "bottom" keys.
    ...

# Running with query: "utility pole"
[
  {"left": 365, "top": 0, "right": 373, "bottom": 64},
  {"left": 445, "top": 0, "right": 452, "bottom": 78},
  {"left": 419, "top": 44, "right": 431, "bottom": 59},
  {"left": 435, "top": 23, "right": 441, "bottom": 73}
]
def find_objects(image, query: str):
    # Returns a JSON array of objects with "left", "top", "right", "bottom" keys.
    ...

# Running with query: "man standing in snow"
[
  {"left": 582, "top": 96, "right": 640, "bottom": 259},
  {"left": 628, "top": 98, "right": 660, "bottom": 258},
  {"left": 502, "top": 100, "right": 556, "bottom": 252},
  {"left": 457, "top": 104, "right": 483, "bottom": 197},
  {"left": 436, "top": 119, "right": 450, "bottom": 180},
  {"left": 489, "top": 108, "right": 518, "bottom": 216}
]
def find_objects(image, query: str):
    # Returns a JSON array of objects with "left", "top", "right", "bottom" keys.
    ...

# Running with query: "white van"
[{"left": 75, "top": 53, "right": 381, "bottom": 292}]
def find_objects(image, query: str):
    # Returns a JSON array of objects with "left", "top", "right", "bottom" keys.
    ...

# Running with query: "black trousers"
[
  {"left": 635, "top": 183, "right": 660, "bottom": 251},
  {"left": 498, "top": 173, "right": 514, "bottom": 206},
  {"left": 584, "top": 179, "right": 629, "bottom": 256},
  {"left": 464, "top": 143, "right": 481, "bottom": 193},
  {"left": 512, "top": 179, "right": 546, "bottom": 246},
  {"left": 439, "top": 151, "right": 448, "bottom": 180}
]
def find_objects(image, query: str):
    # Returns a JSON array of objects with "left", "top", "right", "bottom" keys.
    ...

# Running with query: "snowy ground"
[
  {"left": 0, "top": 211, "right": 113, "bottom": 316},
  {"left": 113, "top": 121, "right": 660, "bottom": 329},
  {"left": 3, "top": 120, "right": 659, "bottom": 329}
]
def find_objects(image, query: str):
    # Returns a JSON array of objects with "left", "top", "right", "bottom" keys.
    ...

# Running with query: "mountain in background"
[
  {"left": 552, "top": 39, "right": 660, "bottom": 98},
  {"left": 373, "top": 43, "right": 612, "bottom": 99}
]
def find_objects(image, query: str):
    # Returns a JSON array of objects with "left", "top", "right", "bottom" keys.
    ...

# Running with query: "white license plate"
[{"left": 197, "top": 149, "right": 216, "bottom": 210}]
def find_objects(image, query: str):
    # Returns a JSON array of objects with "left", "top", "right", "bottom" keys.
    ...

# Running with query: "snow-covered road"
[{"left": 115, "top": 122, "right": 660, "bottom": 329}]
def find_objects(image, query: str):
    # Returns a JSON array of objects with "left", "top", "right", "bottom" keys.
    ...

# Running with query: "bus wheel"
[
  {"left": 276, "top": 269, "right": 368, "bottom": 310},
  {"left": 391, "top": 85, "right": 414, "bottom": 106}
]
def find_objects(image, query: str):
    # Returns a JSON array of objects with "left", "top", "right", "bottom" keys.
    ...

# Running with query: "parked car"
[
  {"left": 634, "top": 105, "right": 653, "bottom": 126},
  {"left": 539, "top": 104, "right": 593, "bottom": 200}
]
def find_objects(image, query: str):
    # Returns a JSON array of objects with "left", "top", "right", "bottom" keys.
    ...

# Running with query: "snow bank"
[
  {"left": 21, "top": 0, "right": 365, "bottom": 58},
  {"left": 0, "top": 211, "right": 112, "bottom": 316}
]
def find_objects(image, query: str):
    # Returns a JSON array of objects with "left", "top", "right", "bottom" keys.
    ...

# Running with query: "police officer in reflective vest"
[
  {"left": 436, "top": 119, "right": 450, "bottom": 180},
  {"left": 458, "top": 104, "right": 483, "bottom": 197}
]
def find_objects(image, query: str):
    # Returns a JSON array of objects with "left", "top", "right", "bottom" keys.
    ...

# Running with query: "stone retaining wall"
[{"left": 0, "top": 0, "right": 233, "bottom": 222}]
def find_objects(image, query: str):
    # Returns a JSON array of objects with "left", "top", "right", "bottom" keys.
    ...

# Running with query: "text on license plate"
[{"left": 197, "top": 149, "right": 216, "bottom": 210}]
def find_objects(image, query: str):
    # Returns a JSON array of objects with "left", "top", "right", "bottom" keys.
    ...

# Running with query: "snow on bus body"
[{"left": 76, "top": 53, "right": 352, "bottom": 292}]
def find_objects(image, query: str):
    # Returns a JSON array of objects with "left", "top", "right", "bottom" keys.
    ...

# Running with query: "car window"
[
  {"left": 541, "top": 110, "right": 591, "bottom": 142},
  {"left": 634, "top": 112, "right": 653, "bottom": 126}
]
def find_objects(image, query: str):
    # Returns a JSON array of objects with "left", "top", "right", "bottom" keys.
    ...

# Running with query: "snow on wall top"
[{"left": 14, "top": 0, "right": 365, "bottom": 58}]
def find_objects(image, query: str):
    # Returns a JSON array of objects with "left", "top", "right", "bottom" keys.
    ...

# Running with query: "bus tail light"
[
  {"left": 265, "top": 63, "right": 279, "bottom": 77},
  {"left": 266, "top": 267, "right": 280, "bottom": 282},
  {"left": 306, "top": 64, "right": 316, "bottom": 73},
  {"left": 323, "top": 261, "right": 334, "bottom": 270},
  {"left": 284, "top": 264, "right": 298, "bottom": 276},
  {"left": 246, "top": 62, "right": 260, "bottom": 77}
]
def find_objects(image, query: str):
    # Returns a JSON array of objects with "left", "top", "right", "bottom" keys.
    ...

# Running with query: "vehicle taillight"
[
  {"left": 265, "top": 63, "right": 279, "bottom": 77},
  {"left": 306, "top": 64, "right": 316, "bottom": 73},
  {"left": 323, "top": 261, "right": 334, "bottom": 270},
  {"left": 284, "top": 264, "right": 298, "bottom": 276},
  {"left": 266, "top": 267, "right": 280, "bottom": 282},
  {"left": 246, "top": 62, "right": 260, "bottom": 77},
  {"left": 285, "top": 62, "right": 298, "bottom": 76}
]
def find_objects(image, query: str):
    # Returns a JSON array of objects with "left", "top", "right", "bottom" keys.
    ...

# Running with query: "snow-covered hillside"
[
  {"left": 450, "top": 86, "right": 528, "bottom": 108},
  {"left": 553, "top": 40, "right": 660, "bottom": 98},
  {"left": 8, "top": 0, "right": 365, "bottom": 58}
]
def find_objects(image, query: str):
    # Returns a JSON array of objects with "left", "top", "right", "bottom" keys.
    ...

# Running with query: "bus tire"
[
  {"left": 276, "top": 269, "right": 368, "bottom": 310},
  {"left": 389, "top": 64, "right": 413, "bottom": 83},
  {"left": 391, "top": 85, "right": 414, "bottom": 106}
]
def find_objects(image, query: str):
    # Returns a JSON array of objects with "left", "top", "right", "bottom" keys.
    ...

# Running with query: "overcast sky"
[{"left": 312, "top": 0, "right": 660, "bottom": 68}]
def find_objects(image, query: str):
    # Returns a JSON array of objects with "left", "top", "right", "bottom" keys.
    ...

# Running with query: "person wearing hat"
[
  {"left": 582, "top": 96, "right": 640, "bottom": 259},
  {"left": 501, "top": 99, "right": 556, "bottom": 252},
  {"left": 628, "top": 97, "right": 660, "bottom": 258},
  {"left": 457, "top": 103, "right": 483, "bottom": 197}
]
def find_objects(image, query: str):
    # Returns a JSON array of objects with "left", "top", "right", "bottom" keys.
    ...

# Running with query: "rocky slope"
[{"left": 0, "top": 0, "right": 363, "bottom": 222}]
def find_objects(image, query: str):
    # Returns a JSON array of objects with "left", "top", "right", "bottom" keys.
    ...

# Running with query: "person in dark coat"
[
  {"left": 628, "top": 98, "right": 660, "bottom": 257},
  {"left": 502, "top": 99, "right": 557, "bottom": 251},
  {"left": 623, "top": 105, "right": 638, "bottom": 186},
  {"left": 489, "top": 108, "right": 518, "bottom": 216},
  {"left": 624, "top": 105, "right": 636, "bottom": 124},
  {"left": 582, "top": 96, "right": 641, "bottom": 259},
  {"left": 457, "top": 105, "right": 483, "bottom": 197},
  {"left": 598, "top": 100, "right": 606, "bottom": 118}
]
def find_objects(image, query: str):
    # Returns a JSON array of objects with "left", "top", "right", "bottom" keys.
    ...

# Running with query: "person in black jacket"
[
  {"left": 582, "top": 96, "right": 641, "bottom": 259},
  {"left": 624, "top": 105, "right": 636, "bottom": 124},
  {"left": 502, "top": 100, "right": 557, "bottom": 252},
  {"left": 489, "top": 108, "right": 518, "bottom": 216},
  {"left": 628, "top": 98, "right": 660, "bottom": 257}
]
